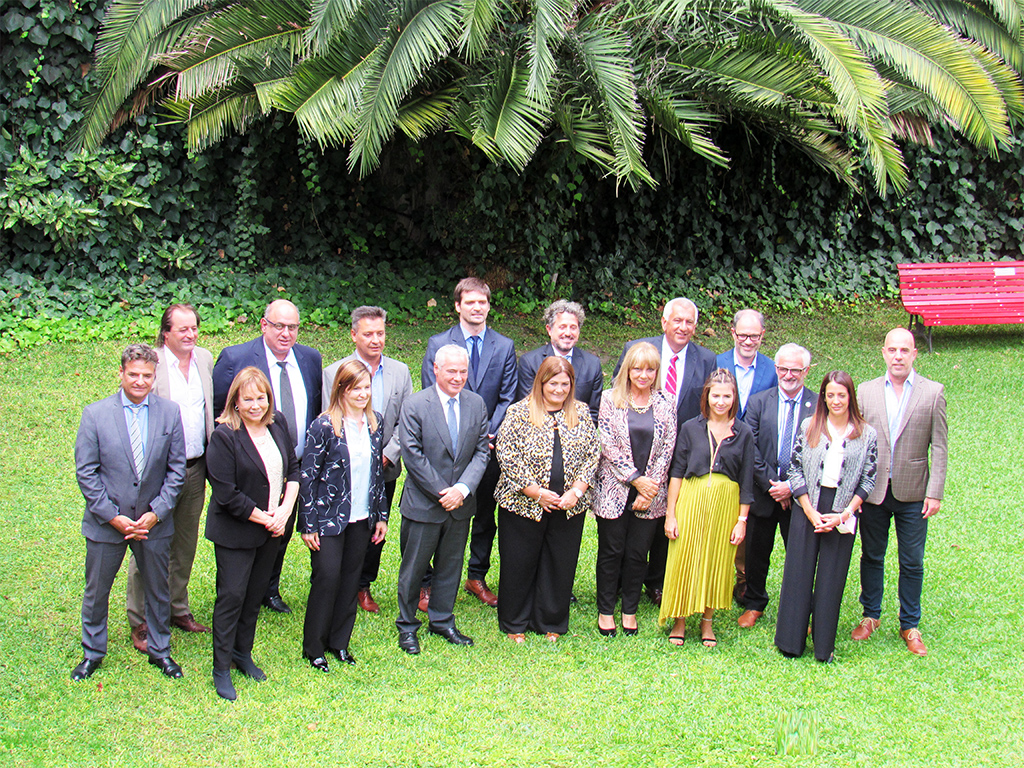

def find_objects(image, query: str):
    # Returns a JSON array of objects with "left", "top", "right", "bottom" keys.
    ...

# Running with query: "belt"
[{"left": 186, "top": 456, "right": 205, "bottom": 468}]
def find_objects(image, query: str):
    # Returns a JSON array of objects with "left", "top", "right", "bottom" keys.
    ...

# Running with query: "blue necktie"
[
  {"left": 127, "top": 403, "right": 145, "bottom": 474},
  {"left": 778, "top": 398, "right": 798, "bottom": 479},
  {"left": 447, "top": 397, "right": 459, "bottom": 452},
  {"left": 469, "top": 336, "right": 480, "bottom": 378}
]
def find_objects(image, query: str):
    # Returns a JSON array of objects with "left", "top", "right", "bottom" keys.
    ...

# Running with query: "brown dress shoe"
[
  {"left": 737, "top": 609, "right": 763, "bottom": 628},
  {"left": 646, "top": 587, "right": 663, "bottom": 606},
  {"left": 464, "top": 579, "right": 498, "bottom": 607},
  {"left": 851, "top": 617, "right": 880, "bottom": 641},
  {"left": 358, "top": 588, "right": 380, "bottom": 613},
  {"left": 173, "top": 613, "right": 210, "bottom": 633},
  {"left": 900, "top": 628, "right": 928, "bottom": 656},
  {"left": 131, "top": 623, "right": 148, "bottom": 654},
  {"left": 418, "top": 587, "right": 431, "bottom": 613}
]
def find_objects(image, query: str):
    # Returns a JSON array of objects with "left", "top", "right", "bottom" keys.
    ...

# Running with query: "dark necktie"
[
  {"left": 469, "top": 336, "right": 480, "bottom": 378},
  {"left": 447, "top": 397, "right": 459, "bottom": 452},
  {"left": 277, "top": 361, "right": 298, "bottom": 447},
  {"left": 778, "top": 397, "right": 798, "bottom": 479}
]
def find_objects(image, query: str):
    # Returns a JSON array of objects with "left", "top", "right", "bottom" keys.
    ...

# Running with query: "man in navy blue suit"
[
  {"left": 212, "top": 299, "right": 322, "bottom": 613},
  {"left": 613, "top": 297, "right": 716, "bottom": 604},
  {"left": 716, "top": 308, "right": 778, "bottom": 598},
  {"left": 421, "top": 278, "right": 517, "bottom": 607},
  {"left": 715, "top": 309, "right": 778, "bottom": 420}
]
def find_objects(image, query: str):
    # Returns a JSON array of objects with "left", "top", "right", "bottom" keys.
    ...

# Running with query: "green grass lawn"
[{"left": 1, "top": 303, "right": 1021, "bottom": 767}]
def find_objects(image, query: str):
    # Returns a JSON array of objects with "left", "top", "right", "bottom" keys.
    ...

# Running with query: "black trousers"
[
  {"left": 742, "top": 499, "right": 792, "bottom": 612},
  {"left": 213, "top": 538, "right": 278, "bottom": 671},
  {"left": 466, "top": 452, "right": 501, "bottom": 581},
  {"left": 263, "top": 508, "right": 296, "bottom": 600},
  {"left": 497, "top": 507, "right": 585, "bottom": 635},
  {"left": 643, "top": 527, "right": 669, "bottom": 592},
  {"left": 302, "top": 522, "right": 372, "bottom": 657},
  {"left": 358, "top": 480, "right": 395, "bottom": 590},
  {"left": 595, "top": 513, "right": 659, "bottom": 615},
  {"left": 774, "top": 487, "right": 855, "bottom": 661}
]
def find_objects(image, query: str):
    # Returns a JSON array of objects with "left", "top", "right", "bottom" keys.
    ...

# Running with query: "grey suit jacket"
[
  {"left": 323, "top": 354, "right": 413, "bottom": 482},
  {"left": 75, "top": 392, "right": 186, "bottom": 544},
  {"left": 858, "top": 373, "right": 948, "bottom": 504},
  {"left": 398, "top": 387, "right": 490, "bottom": 524},
  {"left": 154, "top": 345, "right": 215, "bottom": 441},
  {"left": 743, "top": 385, "right": 817, "bottom": 518}
]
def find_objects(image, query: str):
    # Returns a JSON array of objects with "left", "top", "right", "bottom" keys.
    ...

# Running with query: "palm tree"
[{"left": 73, "top": 0, "right": 1024, "bottom": 196}]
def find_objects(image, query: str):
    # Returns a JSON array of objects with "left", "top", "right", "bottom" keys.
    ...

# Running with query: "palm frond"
[
  {"left": 397, "top": 84, "right": 461, "bottom": 138},
  {"left": 308, "top": 0, "right": 365, "bottom": 53},
  {"left": 163, "top": 89, "right": 265, "bottom": 150},
  {"left": 467, "top": 55, "right": 550, "bottom": 169},
  {"left": 526, "top": 0, "right": 573, "bottom": 102},
  {"left": 458, "top": 0, "right": 512, "bottom": 60},
  {"left": 915, "top": 0, "right": 1024, "bottom": 72},
  {"left": 642, "top": 89, "right": 729, "bottom": 166}
]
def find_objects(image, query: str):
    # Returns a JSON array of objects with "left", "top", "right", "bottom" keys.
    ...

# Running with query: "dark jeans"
[{"left": 858, "top": 485, "right": 928, "bottom": 630}]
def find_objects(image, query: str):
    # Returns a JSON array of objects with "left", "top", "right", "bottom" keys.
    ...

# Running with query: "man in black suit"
[
  {"left": 421, "top": 278, "right": 517, "bottom": 608},
  {"left": 614, "top": 297, "right": 716, "bottom": 603},
  {"left": 396, "top": 345, "right": 490, "bottom": 655},
  {"left": 72, "top": 343, "right": 186, "bottom": 681},
  {"left": 738, "top": 343, "right": 817, "bottom": 628},
  {"left": 517, "top": 300, "right": 603, "bottom": 425},
  {"left": 212, "top": 299, "right": 322, "bottom": 613}
]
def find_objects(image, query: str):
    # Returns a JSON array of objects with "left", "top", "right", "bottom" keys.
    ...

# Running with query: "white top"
[
  {"left": 821, "top": 420, "right": 853, "bottom": 488},
  {"left": 251, "top": 431, "right": 284, "bottom": 513},
  {"left": 345, "top": 417, "right": 371, "bottom": 522},
  {"left": 166, "top": 351, "right": 207, "bottom": 459}
]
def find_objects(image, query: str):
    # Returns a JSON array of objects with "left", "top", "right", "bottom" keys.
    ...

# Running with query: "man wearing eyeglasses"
[
  {"left": 213, "top": 299, "right": 323, "bottom": 613},
  {"left": 737, "top": 344, "right": 817, "bottom": 628},
  {"left": 715, "top": 309, "right": 777, "bottom": 420}
]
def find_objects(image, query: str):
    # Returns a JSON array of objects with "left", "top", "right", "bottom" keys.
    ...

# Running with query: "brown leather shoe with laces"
[
  {"left": 737, "top": 610, "right": 763, "bottom": 628},
  {"left": 851, "top": 617, "right": 880, "bottom": 641},
  {"left": 131, "top": 623, "right": 148, "bottom": 654},
  {"left": 173, "top": 613, "right": 210, "bottom": 633},
  {"left": 417, "top": 587, "right": 430, "bottom": 613},
  {"left": 900, "top": 628, "right": 928, "bottom": 656},
  {"left": 464, "top": 579, "right": 498, "bottom": 607},
  {"left": 357, "top": 588, "right": 380, "bottom": 613}
]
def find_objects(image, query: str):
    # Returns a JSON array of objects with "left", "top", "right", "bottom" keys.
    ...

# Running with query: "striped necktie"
[{"left": 127, "top": 403, "right": 145, "bottom": 474}]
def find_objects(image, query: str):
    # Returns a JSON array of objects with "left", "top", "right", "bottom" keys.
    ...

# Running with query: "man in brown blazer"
[
  {"left": 126, "top": 304, "right": 215, "bottom": 652},
  {"left": 853, "top": 328, "right": 947, "bottom": 656}
]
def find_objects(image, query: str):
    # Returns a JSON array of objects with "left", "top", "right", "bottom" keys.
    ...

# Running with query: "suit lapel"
[
  {"left": 763, "top": 388, "right": 780, "bottom": 456},
  {"left": 892, "top": 377, "right": 923, "bottom": 444},
  {"left": 425, "top": 388, "right": 456, "bottom": 459},
  {"left": 474, "top": 332, "right": 495, "bottom": 390},
  {"left": 239, "top": 425, "right": 269, "bottom": 481},
  {"left": 681, "top": 343, "right": 701, "bottom": 397},
  {"left": 112, "top": 393, "right": 140, "bottom": 480}
]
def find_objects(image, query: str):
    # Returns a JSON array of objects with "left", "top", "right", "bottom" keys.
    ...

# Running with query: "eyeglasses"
[
  {"left": 264, "top": 320, "right": 300, "bottom": 332},
  {"left": 776, "top": 366, "right": 808, "bottom": 376},
  {"left": 735, "top": 333, "right": 763, "bottom": 342}
]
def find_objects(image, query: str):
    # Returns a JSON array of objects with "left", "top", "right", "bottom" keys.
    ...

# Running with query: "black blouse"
[{"left": 669, "top": 415, "right": 756, "bottom": 505}]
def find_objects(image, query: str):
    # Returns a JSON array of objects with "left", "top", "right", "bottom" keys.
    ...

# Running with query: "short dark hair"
[
  {"left": 351, "top": 305, "right": 387, "bottom": 331},
  {"left": 454, "top": 277, "right": 491, "bottom": 303},
  {"left": 121, "top": 343, "right": 159, "bottom": 369},
  {"left": 156, "top": 303, "right": 200, "bottom": 347}
]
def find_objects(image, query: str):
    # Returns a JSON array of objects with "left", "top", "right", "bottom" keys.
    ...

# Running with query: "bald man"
[
  {"left": 212, "top": 299, "right": 323, "bottom": 613},
  {"left": 853, "top": 328, "right": 947, "bottom": 656}
]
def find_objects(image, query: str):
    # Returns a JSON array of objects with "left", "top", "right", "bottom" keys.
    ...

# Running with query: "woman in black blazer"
[
  {"left": 205, "top": 367, "right": 299, "bottom": 701},
  {"left": 298, "top": 360, "right": 388, "bottom": 672}
]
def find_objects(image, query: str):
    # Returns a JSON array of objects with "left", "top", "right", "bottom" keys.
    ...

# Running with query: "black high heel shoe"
[{"left": 598, "top": 624, "right": 617, "bottom": 637}]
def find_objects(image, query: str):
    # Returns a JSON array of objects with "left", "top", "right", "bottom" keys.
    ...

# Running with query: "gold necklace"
[{"left": 628, "top": 392, "right": 652, "bottom": 413}]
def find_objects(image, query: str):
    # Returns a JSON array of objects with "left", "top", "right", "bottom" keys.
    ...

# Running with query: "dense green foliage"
[{"left": 2, "top": 0, "right": 1024, "bottom": 353}]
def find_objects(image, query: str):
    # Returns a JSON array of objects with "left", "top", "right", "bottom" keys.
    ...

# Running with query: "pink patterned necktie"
[{"left": 665, "top": 354, "right": 679, "bottom": 396}]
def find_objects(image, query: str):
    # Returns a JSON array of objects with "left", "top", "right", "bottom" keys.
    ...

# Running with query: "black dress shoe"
[
  {"left": 232, "top": 654, "right": 267, "bottom": 681},
  {"left": 213, "top": 669, "right": 237, "bottom": 701},
  {"left": 398, "top": 632, "right": 420, "bottom": 655},
  {"left": 304, "top": 654, "right": 330, "bottom": 672},
  {"left": 149, "top": 656, "right": 184, "bottom": 678},
  {"left": 262, "top": 595, "right": 292, "bottom": 614},
  {"left": 428, "top": 625, "right": 474, "bottom": 646},
  {"left": 71, "top": 658, "right": 101, "bottom": 681},
  {"left": 327, "top": 648, "right": 356, "bottom": 665}
]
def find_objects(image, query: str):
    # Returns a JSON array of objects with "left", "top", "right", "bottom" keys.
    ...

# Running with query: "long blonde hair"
[
  {"left": 528, "top": 356, "right": 578, "bottom": 428},
  {"left": 326, "top": 360, "right": 378, "bottom": 436},
  {"left": 611, "top": 342, "right": 661, "bottom": 409}
]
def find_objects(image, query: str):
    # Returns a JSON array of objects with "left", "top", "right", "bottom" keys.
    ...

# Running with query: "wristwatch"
[{"left": 571, "top": 487, "right": 584, "bottom": 499}]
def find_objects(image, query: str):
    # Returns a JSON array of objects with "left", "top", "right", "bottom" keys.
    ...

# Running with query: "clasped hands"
[
  {"left": 110, "top": 512, "right": 158, "bottom": 540},
  {"left": 532, "top": 486, "right": 580, "bottom": 512},
  {"left": 249, "top": 506, "right": 290, "bottom": 537},
  {"left": 630, "top": 475, "right": 658, "bottom": 512}
]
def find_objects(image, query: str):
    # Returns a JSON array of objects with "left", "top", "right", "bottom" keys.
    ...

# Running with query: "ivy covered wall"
[{"left": 2, "top": 0, "right": 1023, "bottom": 351}]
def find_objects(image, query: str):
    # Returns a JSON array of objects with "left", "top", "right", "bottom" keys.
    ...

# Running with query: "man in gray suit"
[
  {"left": 853, "top": 328, "right": 948, "bottom": 656},
  {"left": 126, "top": 305, "right": 215, "bottom": 653},
  {"left": 72, "top": 344, "right": 187, "bottom": 681},
  {"left": 322, "top": 306, "right": 413, "bottom": 613},
  {"left": 395, "top": 345, "right": 489, "bottom": 655}
]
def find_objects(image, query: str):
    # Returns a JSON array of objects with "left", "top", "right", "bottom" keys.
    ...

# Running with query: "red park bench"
[{"left": 897, "top": 261, "right": 1024, "bottom": 352}]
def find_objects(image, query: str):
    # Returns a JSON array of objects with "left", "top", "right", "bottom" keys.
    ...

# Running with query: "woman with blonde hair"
[
  {"left": 298, "top": 360, "right": 388, "bottom": 672},
  {"left": 593, "top": 342, "right": 676, "bottom": 636},
  {"left": 660, "top": 369, "right": 755, "bottom": 647},
  {"left": 495, "top": 356, "right": 600, "bottom": 643},
  {"left": 205, "top": 367, "right": 299, "bottom": 700}
]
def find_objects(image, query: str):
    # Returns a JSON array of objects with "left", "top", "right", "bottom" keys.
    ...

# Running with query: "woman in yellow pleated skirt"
[{"left": 659, "top": 370, "right": 755, "bottom": 646}]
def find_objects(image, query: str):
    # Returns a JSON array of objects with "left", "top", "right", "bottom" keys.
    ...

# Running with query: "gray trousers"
[
  {"left": 126, "top": 457, "right": 206, "bottom": 627},
  {"left": 396, "top": 515, "right": 470, "bottom": 634},
  {"left": 82, "top": 536, "right": 171, "bottom": 660}
]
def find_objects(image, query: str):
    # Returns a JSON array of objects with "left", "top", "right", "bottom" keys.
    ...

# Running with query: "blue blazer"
[
  {"left": 212, "top": 337, "right": 322, "bottom": 436},
  {"left": 297, "top": 412, "right": 389, "bottom": 537},
  {"left": 421, "top": 326, "right": 517, "bottom": 436},
  {"left": 516, "top": 343, "right": 603, "bottom": 426},
  {"left": 715, "top": 349, "right": 778, "bottom": 419},
  {"left": 614, "top": 335, "right": 715, "bottom": 426}
]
